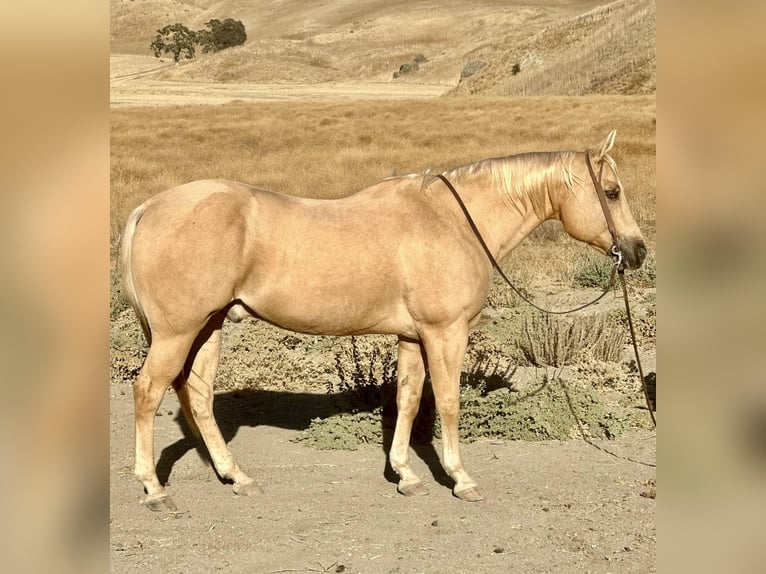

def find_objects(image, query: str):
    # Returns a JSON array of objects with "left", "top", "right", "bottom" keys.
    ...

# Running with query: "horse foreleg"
[
  {"left": 422, "top": 323, "right": 484, "bottom": 502},
  {"left": 180, "top": 317, "right": 262, "bottom": 497},
  {"left": 133, "top": 334, "right": 195, "bottom": 511},
  {"left": 389, "top": 338, "right": 428, "bottom": 496}
]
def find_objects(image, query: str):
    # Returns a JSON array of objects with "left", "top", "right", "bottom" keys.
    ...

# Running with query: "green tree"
[
  {"left": 150, "top": 23, "right": 197, "bottom": 63},
  {"left": 196, "top": 18, "right": 247, "bottom": 53}
]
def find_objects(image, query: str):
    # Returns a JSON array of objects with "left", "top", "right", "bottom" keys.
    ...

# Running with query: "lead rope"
[
  {"left": 619, "top": 269, "right": 657, "bottom": 427},
  {"left": 436, "top": 170, "right": 656, "bottom": 428}
]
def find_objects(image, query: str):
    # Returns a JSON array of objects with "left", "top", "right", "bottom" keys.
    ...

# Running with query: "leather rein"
[{"left": 436, "top": 150, "right": 656, "bottom": 427}]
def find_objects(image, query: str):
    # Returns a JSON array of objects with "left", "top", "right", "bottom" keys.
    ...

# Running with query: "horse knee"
[
  {"left": 397, "top": 391, "right": 421, "bottom": 415},
  {"left": 435, "top": 395, "right": 460, "bottom": 420}
]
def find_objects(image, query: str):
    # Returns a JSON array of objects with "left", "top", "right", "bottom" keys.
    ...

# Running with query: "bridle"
[
  {"left": 436, "top": 149, "right": 656, "bottom": 427},
  {"left": 584, "top": 151, "right": 623, "bottom": 269}
]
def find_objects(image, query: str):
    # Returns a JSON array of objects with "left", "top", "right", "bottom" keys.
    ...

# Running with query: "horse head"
[{"left": 557, "top": 130, "right": 647, "bottom": 269}]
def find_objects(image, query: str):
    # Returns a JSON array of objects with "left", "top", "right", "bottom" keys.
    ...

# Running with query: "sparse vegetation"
[
  {"left": 296, "top": 358, "right": 628, "bottom": 448},
  {"left": 291, "top": 316, "right": 637, "bottom": 450},
  {"left": 571, "top": 252, "right": 614, "bottom": 288},
  {"left": 112, "top": 0, "right": 654, "bottom": 92},
  {"left": 451, "top": 0, "right": 656, "bottom": 96},
  {"left": 328, "top": 336, "right": 397, "bottom": 414}
]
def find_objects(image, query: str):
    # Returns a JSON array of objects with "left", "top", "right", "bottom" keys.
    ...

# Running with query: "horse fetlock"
[
  {"left": 134, "top": 466, "right": 159, "bottom": 488},
  {"left": 388, "top": 450, "right": 409, "bottom": 472}
]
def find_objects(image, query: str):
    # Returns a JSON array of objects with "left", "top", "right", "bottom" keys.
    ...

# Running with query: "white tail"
[{"left": 119, "top": 202, "right": 151, "bottom": 345}]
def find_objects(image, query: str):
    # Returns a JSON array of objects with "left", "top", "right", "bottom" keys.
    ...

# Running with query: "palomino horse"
[{"left": 120, "top": 131, "right": 646, "bottom": 511}]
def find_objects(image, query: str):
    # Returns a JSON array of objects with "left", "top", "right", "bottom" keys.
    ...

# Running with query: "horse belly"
[{"left": 238, "top": 265, "right": 411, "bottom": 336}]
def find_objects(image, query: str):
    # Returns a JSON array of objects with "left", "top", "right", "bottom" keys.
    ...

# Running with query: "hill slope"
[
  {"left": 450, "top": 0, "right": 655, "bottom": 96},
  {"left": 110, "top": 0, "right": 655, "bottom": 95}
]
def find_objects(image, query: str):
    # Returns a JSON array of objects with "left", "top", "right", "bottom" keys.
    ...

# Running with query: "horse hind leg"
[
  {"left": 389, "top": 338, "right": 429, "bottom": 496},
  {"left": 176, "top": 313, "right": 262, "bottom": 497},
  {"left": 133, "top": 333, "right": 198, "bottom": 511}
]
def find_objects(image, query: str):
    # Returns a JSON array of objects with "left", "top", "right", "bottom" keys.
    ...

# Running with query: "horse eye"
[{"left": 605, "top": 188, "right": 620, "bottom": 199}]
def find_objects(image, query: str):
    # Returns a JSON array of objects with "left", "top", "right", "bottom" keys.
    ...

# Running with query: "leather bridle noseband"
[{"left": 436, "top": 149, "right": 656, "bottom": 427}]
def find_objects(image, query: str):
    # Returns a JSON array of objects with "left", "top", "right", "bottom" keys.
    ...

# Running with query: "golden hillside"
[
  {"left": 110, "top": 0, "right": 654, "bottom": 94},
  {"left": 450, "top": 0, "right": 655, "bottom": 96}
]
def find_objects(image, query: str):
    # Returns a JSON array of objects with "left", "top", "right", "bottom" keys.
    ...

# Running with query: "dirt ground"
[
  {"left": 110, "top": 55, "right": 449, "bottom": 107},
  {"left": 109, "top": 384, "right": 655, "bottom": 574}
]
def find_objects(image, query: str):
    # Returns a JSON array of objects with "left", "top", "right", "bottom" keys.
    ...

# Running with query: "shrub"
[
  {"left": 571, "top": 250, "right": 656, "bottom": 289},
  {"left": 518, "top": 312, "right": 624, "bottom": 366},
  {"left": 449, "top": 376, "right": 624, "bottom": 441},
  {"left": 197, "top": 18, "right": 247, "bottom": 53},
  {"left": 572, "top": 252, "right": 614, "bottom": 288}
]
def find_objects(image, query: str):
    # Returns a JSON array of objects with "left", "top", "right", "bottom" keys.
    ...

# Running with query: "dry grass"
[
  {"left": 111, "top": 95, "right": 655, "bottom": 255},
  {"left": 452, "top": 0, "right": 656, "bottom": 96}
]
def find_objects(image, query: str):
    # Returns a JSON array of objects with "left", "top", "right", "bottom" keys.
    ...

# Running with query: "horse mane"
[{"left": 417, "top": 151, "right": 584, "bottom": 220}]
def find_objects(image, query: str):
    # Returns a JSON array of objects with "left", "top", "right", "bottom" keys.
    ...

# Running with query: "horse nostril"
[
  {"left": 621, "top": 238, "right": 647, "bottom": 269},
  {"left": 638, "top": 242, "right": 647, "bottom": 261}
]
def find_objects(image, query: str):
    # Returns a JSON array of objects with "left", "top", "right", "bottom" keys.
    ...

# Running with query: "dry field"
[
  {"left": 110, "top": 95, "right": 656, "bottom": 268},
  {"left": 110, "top": 1, "right": 655, "bottom": 572}
]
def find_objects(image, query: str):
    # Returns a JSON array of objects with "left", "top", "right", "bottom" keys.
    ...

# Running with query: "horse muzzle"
[{"left": 617, "top": 236, "right": 647, "bottom": 270}]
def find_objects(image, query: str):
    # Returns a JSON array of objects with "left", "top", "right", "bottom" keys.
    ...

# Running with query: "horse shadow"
[{"left": 155, "top": 384, "right": 452, "bottom": 490}]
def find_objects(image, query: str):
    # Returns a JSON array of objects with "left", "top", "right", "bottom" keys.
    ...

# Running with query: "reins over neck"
[{"left": 435, "top": 172, "right": 617, "bottom": 315}]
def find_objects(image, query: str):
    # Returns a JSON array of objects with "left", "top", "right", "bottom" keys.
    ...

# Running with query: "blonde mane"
[{"left": 418, "top": 151, "right": 583, "bottom": 220}]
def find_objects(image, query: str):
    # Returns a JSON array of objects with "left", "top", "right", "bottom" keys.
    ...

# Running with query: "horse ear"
[{"left": 593, "top": 130, "right": 617, "bottom": 162}]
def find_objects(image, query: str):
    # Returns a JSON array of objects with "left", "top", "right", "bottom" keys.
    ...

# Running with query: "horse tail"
[{"left": 119, "top": 202, "right": 152, "bottom": 346}]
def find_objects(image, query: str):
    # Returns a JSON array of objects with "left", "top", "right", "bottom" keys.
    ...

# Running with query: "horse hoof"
[
  {"left": 398, "top": 480, "right": 429, "bottom": 497},
  {"left": 233, "top": 479, "right": 264, "bottom": 497},
  {"left": 144, "top": 493, "right": 178, "bottom": 512},
  {"left": 453, "top": 486, "right": 484, "bottom": 502}
]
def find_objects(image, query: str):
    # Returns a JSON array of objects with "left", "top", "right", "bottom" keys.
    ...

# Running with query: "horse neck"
[{"left": 447, "top": 154, "right": 565, "bottom": 261}]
